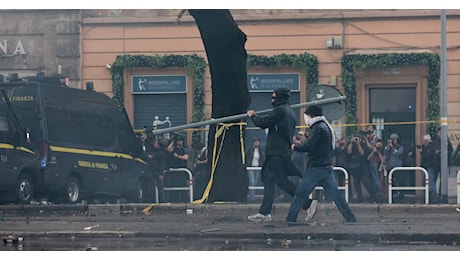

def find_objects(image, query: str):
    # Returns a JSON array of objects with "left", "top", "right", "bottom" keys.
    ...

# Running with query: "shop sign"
[
  {"left": 132, "top": 75, "right": 187, "bottom": 94},
  {"left": 247, "top": 73, "right": 300, "bottom": 92}
]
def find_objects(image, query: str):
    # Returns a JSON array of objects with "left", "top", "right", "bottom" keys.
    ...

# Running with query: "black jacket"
[
  {"left": 245, "top": 146, "right": 266, "bottom": 167},
  {"left": 250, "top": 103, "right": 297, "bottom": 157},
  {"left": 294, "top": 119, "right": 333, "bottom": 168},
  {"left": 420, "top": 142, "right": 437, "bottom": 169}
]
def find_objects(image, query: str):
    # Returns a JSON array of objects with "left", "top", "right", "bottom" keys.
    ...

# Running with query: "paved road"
[{"left": 0, "top": 201, "right": 459, "bottom": 251}]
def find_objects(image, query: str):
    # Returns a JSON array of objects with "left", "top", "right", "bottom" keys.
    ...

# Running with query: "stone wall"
[{"left": 0, "top": 10, "right": 81, "bottom": 87}]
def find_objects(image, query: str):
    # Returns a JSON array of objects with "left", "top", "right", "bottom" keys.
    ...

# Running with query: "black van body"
[
  {"left": 0, "top": 77, "right": 154, "bottom": 204},
  {"left": 0, "top": 90, "right": 40, "bottom": 204}
]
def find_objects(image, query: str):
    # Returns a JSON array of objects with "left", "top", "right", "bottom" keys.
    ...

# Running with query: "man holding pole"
[{"left": 247, "top": 87, "right": 316, "bottom": 222}]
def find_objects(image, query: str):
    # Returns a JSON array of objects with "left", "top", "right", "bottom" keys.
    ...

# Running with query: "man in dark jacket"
[
  {"left": 247, "top": 88, "right": 314, "bottom": 222},
  {"left": 418, "top": 134, "right": 438, "bottom": 203},
  {"left": 433, "top": 127, "right": 453, "bottom": 203},
  {"left": 286, "top": 105, "right": 356, "bottom": 223}
]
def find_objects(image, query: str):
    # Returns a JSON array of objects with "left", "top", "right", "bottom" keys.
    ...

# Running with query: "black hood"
[{"left": 271, "top": 88, "right": 290, "bottom": 107}]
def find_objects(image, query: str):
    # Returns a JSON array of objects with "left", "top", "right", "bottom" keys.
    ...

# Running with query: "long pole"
[
  {"left": 440, "top": 9, "right": 449, "bottom": 203},
  {"left": 151, "top": 95, "right": 346, "bottom": 135}
]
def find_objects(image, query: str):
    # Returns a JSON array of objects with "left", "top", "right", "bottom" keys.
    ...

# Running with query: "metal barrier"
[
  {"left": 155, "top": 168, "right": 193, "bottom": 203},
  {"left": 246, "top": 166, "right": 349, "bottom": 202},
  {"left": 388, "top": 166, "right": 429, "bottom": 204}
]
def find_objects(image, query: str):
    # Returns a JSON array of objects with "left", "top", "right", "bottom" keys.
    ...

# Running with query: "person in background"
[
  {"left": 245, "top": 137, "right": 265, "bottom": 202},
  {"left": 366, "top": 139, "right": 385, "bottom": 202},
  {"left": 192, "top": 142, "right": 209, "bottom": 200},
  {"left": 418, "top": 134, "right": 438, "bottom": 203},
  {"left": 165, "top": 134, "right": 190, "bottom": 202},
  {"left": 286, "top": 105, "right": 356, "bottom": 223},
  {"left": 346, "top": 134, "right": 367, "bottom": 203},
  {"left": 151, "top": 137, "right": 168, "bottom": 203},
  {"left": 384, "top": 133, "right": 405, "bottom": 199},
  {"left": 433, "top": 127, "right": 453, "bottom": 203},
  {"left": 452, "top": 144, "right": 460, "bottom": 211},
  {"left": 402, "top": 143, "right": 417, "bottom": 198},
  {"left": 167, "top": 134, "right": 189, "bottom": 168},
  {"left": 332, "top": 137, "right": 352, "bottom": 202},
  {"left": 138, "top": 131, "right": 156, "bottom": 202},
  {"left": 139, "top": 132, "right": 153, "bottom": 163},
  {"left": 246, "top": 87, "right": 315, "bottom": 222},
  {"left": 364, "top": 124, "right": 379, "bottom": 147},
  {"left": 450, "top": 142, "right": 460, "bottom": 170},
  {"left": 364, "top": 124, "right": 382, "bottom": 202},
  {"left": 290, "top": 131, "right": 307, "bottom": 189}
]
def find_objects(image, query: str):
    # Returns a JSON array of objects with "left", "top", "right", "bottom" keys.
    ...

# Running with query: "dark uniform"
[{"left": 248, "top": 88, "right": 304, "bottom": 216}]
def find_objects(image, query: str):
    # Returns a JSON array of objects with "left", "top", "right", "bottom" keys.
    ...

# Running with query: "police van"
[
  {"left": 0, "top": 74, "right": 154, "bottom": 204},
  {"left": 0, "top": 89, "right": 40, "bottom": 204}
]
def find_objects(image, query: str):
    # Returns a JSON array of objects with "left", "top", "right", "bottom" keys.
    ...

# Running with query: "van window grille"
[{"left": 46, "top": 107, "right": 115, "bottom": 147}]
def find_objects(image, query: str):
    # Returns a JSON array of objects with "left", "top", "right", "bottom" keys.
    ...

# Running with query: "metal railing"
[
  {"left": 155, "top": 167, "right": 193, "bottom": 203},
  {"left": 246, "top": 166, "right": 265, "bottom": 192},
  {"left": 387, "top": 166, "right": 429, "bottom": 204},
  {"left": 246, "top": 166, "right": 349, "bottom": 202}
]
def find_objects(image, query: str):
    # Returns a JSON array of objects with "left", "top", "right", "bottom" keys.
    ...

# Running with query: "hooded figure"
[
  {"left": 271, "top": 87, "right": 291, "bottom": 107},
  {"left": 251, "top": 87, "right": 298, "bottom": 158},
  {"left": 246, "top": 87, "right": 311, "bottom": 222}
]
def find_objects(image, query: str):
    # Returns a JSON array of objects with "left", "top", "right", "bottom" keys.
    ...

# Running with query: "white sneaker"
[
  {"left": 248, "top": 213, "right": 272, "bottom": 222},
  {"left": 305, "top": 200, "right": 318, "bottom": 222},
  {"left": 456, "top": 207, "right": 460, "bottom": 213}
]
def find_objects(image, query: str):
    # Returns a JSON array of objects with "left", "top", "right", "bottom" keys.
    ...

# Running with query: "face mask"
[
  {"left": 304, "top": 114, "right": 313, "bottom": 126},
  {"left": 271, "top": 95, "right": 277, "bottom": 107}
]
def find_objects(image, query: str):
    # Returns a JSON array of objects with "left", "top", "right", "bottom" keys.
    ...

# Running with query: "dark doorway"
[
  {"left": 369, "top": 87, "right": 416, "bottom": 151},
  {"left": 369, "top": 86, "right": 417, "bottom": 193}
]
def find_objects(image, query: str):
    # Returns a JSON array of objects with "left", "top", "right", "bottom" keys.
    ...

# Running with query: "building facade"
[
  {"left": 2, "top": 9, "right": 460, "bottom": 154},
  {"left": 0, "top": 10, "right": 81, "bottom": 86}
]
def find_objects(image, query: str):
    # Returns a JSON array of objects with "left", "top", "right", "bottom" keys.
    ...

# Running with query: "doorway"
[
  {"left": 369, "top": 86, "right": 417, "bottom": 192},
  {"left": 369, "top": 87, "right": 416, "bottom": 151}
]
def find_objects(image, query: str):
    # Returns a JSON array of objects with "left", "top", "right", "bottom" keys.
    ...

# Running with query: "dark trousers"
[
  {"left": 258, "top": 155, "right": 302, "bottom": 215},
  {"left": 349, "top": 165, "right": 374, "bottom": 201}
]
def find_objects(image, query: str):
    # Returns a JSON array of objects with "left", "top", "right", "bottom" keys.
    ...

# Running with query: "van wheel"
[
  {"left": 16, "top": 175, "right": 34, "bottom": 204},
  {"left": 66, "top": 177, "right": 81, "bottom": 204}
]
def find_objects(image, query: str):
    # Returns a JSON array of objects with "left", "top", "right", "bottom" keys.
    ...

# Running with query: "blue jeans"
[
  {"left": 287, "top": 166, "right": 356, "bottom": 222},
  {"left": 247, "top": 169, "right": 260, "bottom": 201},
  {"left": 425, "top": 166, "right": 438, "bottom": 201},
  {"left": 369, "top": 162, "right": 381, "bottom": 197}
]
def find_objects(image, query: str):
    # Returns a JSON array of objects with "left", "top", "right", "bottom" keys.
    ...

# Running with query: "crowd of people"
[
  {"left": 137, "top": 123, "right": 459, "bottom": 207},
  {"left": 136, "top": 87, "right": 460, "bottom": 215},
  {"left": 137, "top": 130, "right": 208, "bottom": 203},
  {"left": 328, "top": 125, "right": 457, "bottom": 204}
]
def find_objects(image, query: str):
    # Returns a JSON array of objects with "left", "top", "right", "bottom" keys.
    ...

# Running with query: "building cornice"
[{"left": 80, "top": 9, "right": 460, "bottom": 26}]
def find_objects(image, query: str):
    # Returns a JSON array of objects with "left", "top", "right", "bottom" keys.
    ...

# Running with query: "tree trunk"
[{"left": 189, "top": 10, "right": 251, "bottom": 202}]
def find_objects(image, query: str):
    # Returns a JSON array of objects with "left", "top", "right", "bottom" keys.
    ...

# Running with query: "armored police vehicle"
[
  {"left": 0, "top": 89, "right": 39, "bottom": 204},
  {"left": 0, "top": 74, "right": 153, "bottom": 204}
]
